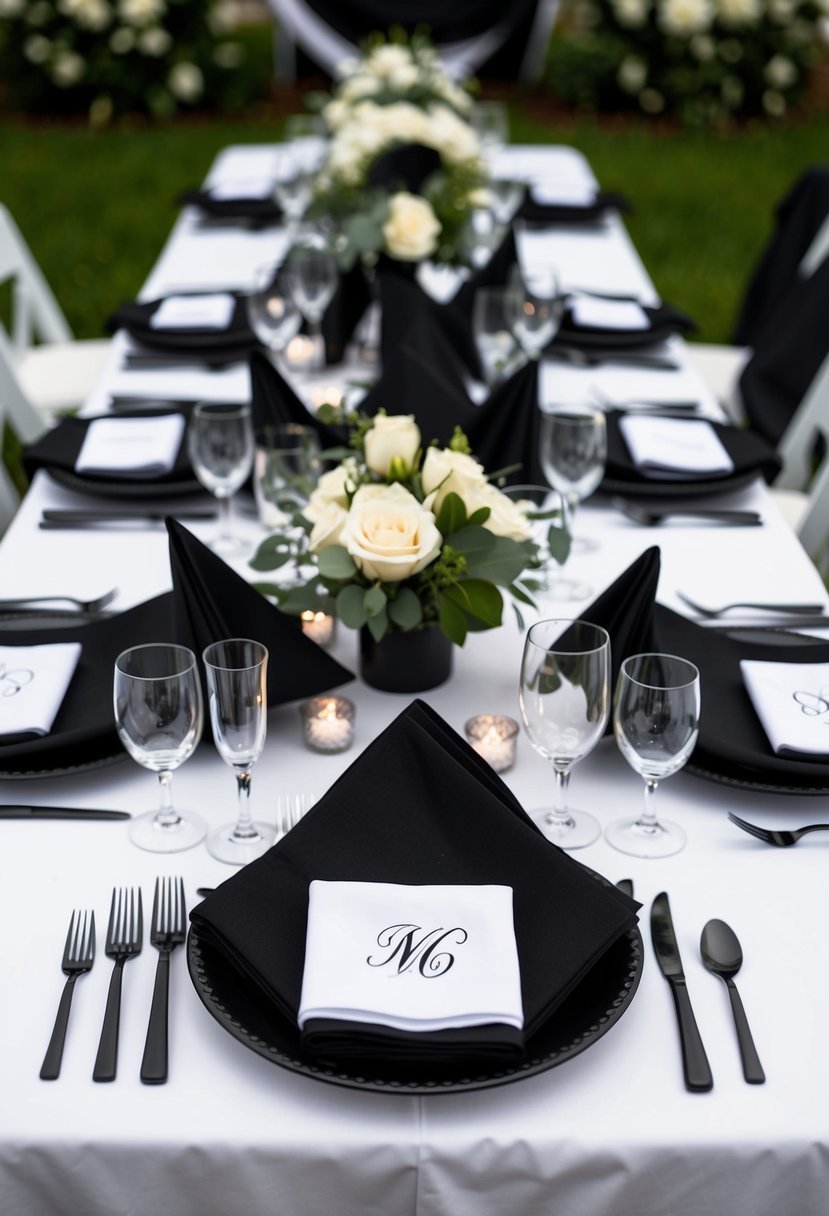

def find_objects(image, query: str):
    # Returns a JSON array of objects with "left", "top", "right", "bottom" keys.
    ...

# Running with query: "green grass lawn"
[{"left": 3, "top": 95, "right": 829, "bottom": 345}]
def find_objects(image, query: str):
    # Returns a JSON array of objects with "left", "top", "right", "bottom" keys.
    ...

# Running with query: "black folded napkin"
[
  {"left": 180, "top": 187, "right": 282, "bottom": 225},
  {"left": 107, "top": 293, "right": 256, "bottom": 354},
  {"left": 739, "top": 254, "right": 829, "bottom": 447},
  {"left": 22, "top": 411, "right": 199, "bottom": 496},
  {"left": 367, "top": 143, "right": 442, "bottom": 193},
  {"left": 553, "top": 299, "right": 696, "bottom": 351},
  {"left": 603, "top": 411, "right": 781, "bottom": 495},
  {"left": 579, "top": 547, "right": 661, "bottom": 696},
  {"left": 248, "top": 350, "right": 345, "bottom": 448},
  {"left": 190, "top": 699, "right": 639, "bottom": 1068},
  {"left": 518, "top": 190, "right": 633, "bottom": 226},
  {"left": 466, "top": 359, "right": 546, "bottom": 486},
  {"left": 166, "top": 518, "right": 353, "bottom": 708},
  {"left": 361, "top": 342, "right": 476, "bottom": 447},
  {"left": 319, "top": 261, "right": 371, "bottom": 366},
  {"left": 377, "top": 265, "right": 482, "bottom": 379}
]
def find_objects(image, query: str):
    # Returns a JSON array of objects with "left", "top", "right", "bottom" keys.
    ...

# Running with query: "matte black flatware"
[
  {"left": 616, "top": 878, "right": 634, "bottom": 898},
  {"left": 40, "top": 910, "right": 96, "bottom": 1080},
  {"left": 93, "top": 887, "right": 143, "bottom": 1083},
  {"left": 141, "top": 877, "right": 187, "bottom": 1085},
  {"left": 546, "top": 346, "right": 679, "bottom": 371},
  {"left": 677, "top": 591, "right": 825, "bottom": 618},
  {"left": 40, "top": 509, "right": 217, "bottom": 529},
  {"left": 728, "top": 810, "right": 829, "bottom": 847},
  {"left": 651, "top": 892, "right": 713, "bottom": 1092},
  {"left": 109, "top": 396, "right": 201, "bottom": 412},
  {"left": 123, "top": 353, "right": 245, "bottom": 372},
  {"left": 0, "top": 806, "right": 130, "bottom": 820},
  {"left": 0, "top": 589, "right": 117, "bottom": 613},
  {"left": 611, "top": 499, "right": 762, "bottom": 527},
  {"left": 700, "top": 919, "right": 765, "bottom": 1084}
]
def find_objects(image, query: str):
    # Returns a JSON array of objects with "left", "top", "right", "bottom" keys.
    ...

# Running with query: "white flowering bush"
[
  {"left": 306, "top": 30, "right": 487, "bottom": 267},
  {"left": 0, "top": 0, "right": 250, "bottom": 120},
  {"left": 548, "top": 0, "right": 828, "bottom": 122}
]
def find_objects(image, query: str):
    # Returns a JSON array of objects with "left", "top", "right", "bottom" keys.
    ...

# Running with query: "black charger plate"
[{"left": 187, "top": 920, "right": 643, "bottom": 1095}]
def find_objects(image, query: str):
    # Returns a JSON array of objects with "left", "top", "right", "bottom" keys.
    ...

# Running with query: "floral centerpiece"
[
  {"left": 251, "top": 412, "right": 562, "bottom": 692},
  {"left": 551, "top": 0, "right": 827, "bottom": 123},
  {"left": 306, "top": 31, "right": 489, "bottom": 270}
]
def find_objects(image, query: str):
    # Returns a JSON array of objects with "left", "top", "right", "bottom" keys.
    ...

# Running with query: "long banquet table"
[{"left": 2, "top": 144, "right": 829, "bottom": 1216}]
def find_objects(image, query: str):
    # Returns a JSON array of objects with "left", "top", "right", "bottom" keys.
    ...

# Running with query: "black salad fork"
[
  {"left": 141, "top": 877, "right": 187, "bottom": 1084},
  {"left": 728, "top": 811, "right": 829, "bottom": 847},
  {"left": 40, "top": 909, "right": 96, "bottom": 1080},
  {"left": 93, "top": 887, "right": 143, "bottom": 1082}
]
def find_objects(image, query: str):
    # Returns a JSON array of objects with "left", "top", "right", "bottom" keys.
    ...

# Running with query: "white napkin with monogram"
[
  {"left": 75, "top": 414, "right": 185, "bottom": 476},
  {"left": 619, "top": 416, "right": 735, "bottom": 475},
  {"left": 209, "top": 177, "right": 274, "bottom": 201},
  {"left": 569, "top": 296, "right": 650, "bottom": 331},
  {"left": 149, "top": 293, "right": 235, "bottom": 330},
  {"left": 530, "top": 182, "right": 596, "bottom": 206},
  {"left": 298, "top": 881, "right": 524, "bottom": 1033},
  {"left": 741, "top": 660, "right": 829, "bottom": 756},
  {"left": 0, "top": 642, "right": 81, "bottom": 737}
]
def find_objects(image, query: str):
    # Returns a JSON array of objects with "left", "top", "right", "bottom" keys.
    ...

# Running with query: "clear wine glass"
[
  {"left": 471, "top": 100, "right": 509, "bottom": 171},
  {"left": 273, "top": 163, "right": 315, "bottom": 242},
  {"left": 283, "top": 113, "right": 328, "bottom": 173},
  {"left": 246, "top": 262, "right": 303, "bottom": 357},
  {"left": 487, "top": 177, "right": 525, "bottom": 225},
  {"left": 606, "top": 653, "right": 700, "bottom": 858},
  {"left": 203, "top": 638, "right": 273, "bottom": 865},
  {"left": 540, "top": 403, "right": 607, "bottom": 565},
  {"left": 519, "top": 619, "right": 610, "bottom": 849},
  {"left": 113, "top": 644, "right": 205, "bottom": 853},
  {"left": 284, "top": 247, "right": 338, "bottom": 370},
  {"left": 472, "top": 286, "right": 519, "bottom": 387},
  {"left": 507, "top": 264, "right": 564, "bottom": 359},
  {"left": 253, "top": 422, "right": 322, "bottom": 531},
  {"left": 459, "top": 205, "right": 507, "bottom": 271},
  {"left": 501, "top": 484, "right": 573, "bottom": 599},
  {"left": 188, "top": 401, "right": 255, "bottom": 555}
]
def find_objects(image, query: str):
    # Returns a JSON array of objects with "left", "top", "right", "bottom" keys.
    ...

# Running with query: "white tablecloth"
[{"left": 2, "top": 146, "right": 829, "bottom": 1216}]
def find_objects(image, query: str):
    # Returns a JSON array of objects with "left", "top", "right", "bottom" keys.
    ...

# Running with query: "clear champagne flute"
[
  {"left": 188, "top": 401, "right": 254, "bottom": 555},
  {"left": 273, "top": 163, "right": 315, "bottom": 242},
  {"left": 284, "top": 246, "right": 338, "bottom": 370},
  {"left": 519, "top": 619, "right": 610, "bottom": 848},
  {"left": 246, "top": 262, "right": 303, "bottom": 358},
  {"left": 203, "top": 638, "right": 273, "bottom": 865},
  {"left": 540, "top": 403, "right": 607, "bottom": 566},
  {"left": 283, "top": 113, "right": 328, "bottom": 174},
  {"left": 606, "top": 653, "right": 700, "bottom": 858},
  {"left": 507, "top": 264, "right": 564, "bottom": 359},
  {"left": 459, "top": 205, "right": 507, "bottom": 271},
  {"left": 113, "top": 644, "right": 205, "bottom": 853}
]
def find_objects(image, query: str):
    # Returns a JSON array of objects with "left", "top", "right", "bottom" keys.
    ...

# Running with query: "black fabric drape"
[{"left": 302, "top": 0, "right": 539, "bottom": 45}]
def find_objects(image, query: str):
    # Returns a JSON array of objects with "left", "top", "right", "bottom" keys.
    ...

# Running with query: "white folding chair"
[
  {"left": 0, "top": 203, "right": 109, "bottom": 443},
  {"left": 771, "top": 349, "right": 829, "bottom": 565}
]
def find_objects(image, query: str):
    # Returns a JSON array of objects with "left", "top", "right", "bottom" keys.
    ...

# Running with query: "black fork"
[
  {"left": 93, "top": 887, "right": 143, "bottom": 1082},
  {"left": 40, "top": 909, "right": 96, "bottom": 1080},
  {"left": 141, "top": 877, "right": 187, "bottom": 1085},
  {"left": 728, "top": 811, "right": 829, "bottom": 847}
]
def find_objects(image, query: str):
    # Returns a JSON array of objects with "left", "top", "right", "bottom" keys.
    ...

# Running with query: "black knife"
[
  {"left": 0, "top": 806, "right": 130, "bottom": 820},
  {"left": 651, "top": 891, "right": 713, "bottom": 1092}
]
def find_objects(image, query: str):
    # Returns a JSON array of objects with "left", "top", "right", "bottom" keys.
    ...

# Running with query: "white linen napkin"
[
  {"left": 75, "top": 414, "right": 186, "bottom": 476},
  {"left": 569, "top": 296, "right": 650, "bottom": 331},
  {"left": 619, "top": 416, "right": 734, "bottom": 474},
  {"left": 149, "top": 293, "right": 235, "bottom": 330},
  {"left": 530, "top": 182, "right": 596, "bottom": 206},
  {"left": 298, "top": 881, "right": 524, "bottom": 1033},
  {"left": 209, "top": 176, "right": 275, "bottom": 201},
  {"left": 741, "top": 660, "right": 829, "bottom": 756},
  {"left": 0, "top": 642, "right": 81, "bottom": 737}
]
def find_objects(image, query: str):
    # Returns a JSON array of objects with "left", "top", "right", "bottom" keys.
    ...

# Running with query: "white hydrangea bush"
[
  {"left": 0, "top": 0, "right": 248, "bottom": 119},
  {"left": 553, "top": 0, "right": 827, "bottom": 121}
]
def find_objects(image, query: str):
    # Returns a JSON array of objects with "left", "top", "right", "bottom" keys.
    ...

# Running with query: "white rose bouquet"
[
  {"left": 304, "top": 30, "right": 488, "bottom": 269},
  {"left": 251, "top": 412, "right": 561, "bottom": 648}
]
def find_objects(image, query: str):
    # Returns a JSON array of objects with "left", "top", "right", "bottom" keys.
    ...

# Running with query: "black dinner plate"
[
  {"left": 108, "top": 292, "right": 256, "bottom": 354},
  {"left": 519, "top": 190, "right": 632, "bottom": 225},
  {"left": 553, "top": 302, "right": 695, "bottom": 352},
  {"left": 47, "top": 465, "right": 204, "bottom": 501},
  {"left": 601, "top": 467, "right": 761, "bottom": 501},
  {"left": 187, "top": 896, "right": 643, "bottom": 1095}
]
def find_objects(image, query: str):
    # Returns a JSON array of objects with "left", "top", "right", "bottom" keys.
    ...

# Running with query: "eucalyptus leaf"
[
  {"left": 388, "top": 587, "right": 422, "bottom": 629},
  {"left": 366, "top": 606, "right": 389, "bottom": 641},
  {"left": 435, "top": 491, "right": 467, "bottom": 536},
  {"left": 547, "top": 525, "right": 572, "bottom": 566},
  {"left": 317, "top": 545, "right": 358, "bottom": 579},
  {"left": 438, "top": 592, "right": 468, "bottom": 646},
  {"left": 336, "top": 583, "right": 368, "bottom": 628},
  {"left": 249, "top": 534, "right": 294, "bottom": 572},
  {"left": 444, "top": 579, "right": 503, "bottom": 627},
  {"left": 364, "top": 585, "right": 387, "bottom": 618},
  {"left": 449, "top": 525, "right": 528, "bottom": 586}
]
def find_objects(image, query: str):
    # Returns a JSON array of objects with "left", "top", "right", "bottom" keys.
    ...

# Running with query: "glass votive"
[
  {"left": 301, "top": 696, "right": 355, "bottom": 753},
  {"left": 465, "top": 714, "right": 519, "bottom": 773},
  {"left": 300, "top": 610, "right": 335, "bottom": 648},
  {"left": 282, "top": 333, "right": 318, "bottom": 370}
]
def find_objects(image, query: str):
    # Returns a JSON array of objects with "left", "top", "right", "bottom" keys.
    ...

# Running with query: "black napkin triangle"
[
  {"left": 248, "top": 350, "right": 345, "bottom": 448},
  {"left": 579, "top": 546, "right": 661, "bottom": 695},
  {"left": 452, "top": 224, "right": 519, "bottom": 315},
  {"left": 320, "top": 261, "right": 371, "bottom": 366},
  {"left": 518, "top": 189, "right": 633, "bottom": 225},
  {"left": 377, "top": 267, "right": 479, "bottom": 379},
  {"left": 166, "top": 518, "right": 353, "bottom": 706},
  {"left": 466, "top": 359, "right": 545, "bottom": 485},
  {"left": 190, "top": 698, "right": 639, "bottom": 1068},
  {"left": 367, "top": 143, "right": 443, "bottom": 193},
  {"left": 179, "top": 187, "right": 282, "bottom": 225},
  {"left": 361, "top": 343, "right": 476, "bottom": 447}
]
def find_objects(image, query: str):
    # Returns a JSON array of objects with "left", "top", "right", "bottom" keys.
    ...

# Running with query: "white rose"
[
  {"left": 0, "top": 0, "right": 24, "bottom": 16},
  {"left": 423, "top": 103, "right": 481, "bottom": 165},
  {"left": 366, "top": 43, "right": 414, "bottom": 78},
  {"left": 308, "top": 502, "right": 348, "bottom": 554},
  {"left": 118, "top": 0, "right": 163, "bottom": 25},
  {"left": 613, "top": 0, "right": 650, "bottom": 26},
  {"left": 383, "top": 192, "right": 441, "bottom": 262},
  {"left": 764, "top": 54, "right": 797, "bottom": 88},
  {"left": 421, "top": 447, "right": 488, "bottom": 514},
  {"left": 658, "top": 0, "right": 713, "bottom": 36},
  {"left": 168, "top": 61, "right": 203, "bottom": 102},
  {"left": 364, "top": 414, "right": 421, "bottom": 477},
  {"left": 51, "top": 49, "right": 85, "bottom": 85},
  {"left": 342, "top": 484, "right": 442, "bottom": 583},
  {"left": 303, "top": 458, "right": 358, "bottom": 523},
  {"left": 716, "top": 0, "right": 760, "bottom": 23},
  {"left": 340, "top": 73, "right": 381, "bottom": 101},
  {"left": 473, "top": 485, "right": 533, "bottom": 541},
  {"left": 23, "top": 33, "right": 51, "bottom": 61},
  {"left": 138, "top": 25, "right": 171, "bottom": 54},
  {"left": 618, "top": 55, "right": 647, "bottom": 92}
]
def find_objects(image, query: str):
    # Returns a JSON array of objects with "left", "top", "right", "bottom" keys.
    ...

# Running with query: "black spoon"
[{"left": 700, "top": 919, "right": 765, "bottom": 1084}]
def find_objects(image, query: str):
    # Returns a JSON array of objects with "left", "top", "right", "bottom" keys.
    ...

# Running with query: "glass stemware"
[
  {"left": 272, "top": 163, "right": 315, "bottom": 242},
  {"left": 507, "top": 264, "right": 564, "bottom": 359},
  {"left": 459, "top": 205, "right": 507, "bottom": 271},
  {"left": 253, "top": 422, "right": 322, "bottom": 532},
  {"left": 284, "top": 246, "right": 338, "bottom": 370},
  {"left": 113, "top": 644, "right": 205, "bottom": 853},
  {"left": 502, "top": 484, "right": 570, "bottom": 598},
  {"left": 540, "top": 403, "right": 607, "bottom": 565},
  {"left": 606, "top": 653, "right": 700, "bottom": 858},
  {"left": 519, "top": 619, "right": 610, "bottom": 848},
  {"left": 283, "top": 112, "right": 328, "bottom": 174},
  {"left": 203, "top": 638, "right": 273, "bottom": 865},
  {"left": 246, "top": 262, "right": 303, "bottom": 358},
  {"left": 188, "top": 401, "right": 255, "bottom": 556},
  {"left": 472, "top": 286, "right": 519, "bottom": 387},
  {"left": 471, "top": 100, "right": 509, "bottom": 171}
]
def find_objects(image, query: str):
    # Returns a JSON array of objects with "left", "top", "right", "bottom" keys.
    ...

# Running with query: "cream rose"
[
  {"left": 421, "top": 447, "right": 488, "bottom": 515},
  {"left": 341, "top": 484, "right": 442, "bottom": 583},
  {"left": 364, "top": 414, "right": 421, "bottom": 478},
  {"left": 308, "top": 502, "right": 348, "bottom": 554},
  {"left": 303, "top": 458, "right": 358, "bottom": 524},
  {"left": 473, "top": 485, "right": 533, "bottom": 541},
  {"left": 382, "top": 192, "right": 442, "bottom": 262}
]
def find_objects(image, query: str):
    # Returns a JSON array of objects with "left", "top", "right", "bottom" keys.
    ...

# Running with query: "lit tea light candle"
[
  {"left": 283, "top": 334, "right": 317, "bottom": 370},
  {"left": 301, "top": 696, "right": 355, "bottom": 753},
  {"left": 300, "top": 610, "right": 335, "bottom": 648},
  {"left": 308, "top": 384, "right": 344, "bottom": 411},
  {"left": 465, "top": 715, "right": 519, "bottom": 773}
]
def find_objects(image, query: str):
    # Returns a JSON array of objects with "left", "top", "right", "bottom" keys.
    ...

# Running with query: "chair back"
[
  {"left": 774, "top": 350, "right": 829, "bottom": 560},
  {"left": 0, "top": 203, "right": 72, "bottom": 357}
]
